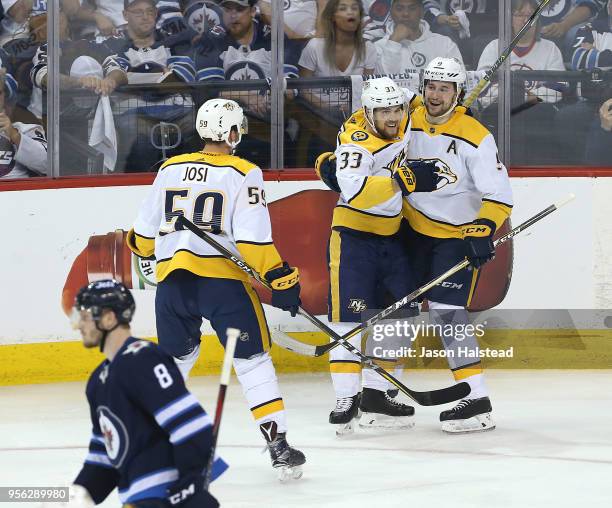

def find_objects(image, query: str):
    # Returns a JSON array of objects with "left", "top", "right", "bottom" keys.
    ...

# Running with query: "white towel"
[
  {"left": 88, "top": 96, "right": 118, "bottom": 172},
  {"left": 454, "top": 10, "right": 471, "bottom": 40}
]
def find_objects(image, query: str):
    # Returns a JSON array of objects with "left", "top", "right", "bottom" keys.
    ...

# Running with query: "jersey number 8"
[{"left": 153, "top": 363, "right": 174, "bottom": 389}]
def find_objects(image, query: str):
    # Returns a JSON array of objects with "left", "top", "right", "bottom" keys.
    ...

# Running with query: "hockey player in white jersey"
[
  {"left": 404, "top": 57, "right": 513, "bottom": 433},
  {"left": 315, "top": 77, "right": 441, "bottom": 435},
  {"left": 127, "top": 98, "right": 305, "bottom": 480}
]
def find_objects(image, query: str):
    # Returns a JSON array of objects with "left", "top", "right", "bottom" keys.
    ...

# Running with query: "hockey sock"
[
  {"left": 173, "top": 344, "right": 201, "bottom": 380},
  {"left": 323, "top": 318, "right": 362, "bottom": 398},
  {"left": 234, "top": 352, "right": 287, "bottom": 433},
  {"left": 428, "top": 301, "right": 489, "bottom": 399}
]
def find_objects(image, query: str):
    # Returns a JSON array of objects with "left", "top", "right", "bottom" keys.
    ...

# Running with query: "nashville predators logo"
[
  {"left": 348, "top": 299, "right": 367, "bottom": 313},
  {"left": 351, "top": 131, "right": 369, "bottom": 142},
  {"left": 412, "top": 158, "right": 458, "bottom": 190}
]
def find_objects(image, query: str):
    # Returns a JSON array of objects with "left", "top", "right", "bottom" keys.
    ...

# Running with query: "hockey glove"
[
  {"left": 393, "top": 160, "right": 440, "bottom": 196},
  {"left": 167, "top": 474, "right": 219, "bottom": 508},
  {"left": 265, "top": 262, "right": 301, "bottom": 317},
  {"left": 315, "top": 152, "right": 341, "bottom": 193},
  {"left": 461, "top": 219, "right": 496, "bottom": 269}
]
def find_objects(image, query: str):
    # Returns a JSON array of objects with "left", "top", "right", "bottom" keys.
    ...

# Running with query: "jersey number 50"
[{"left": 162, "top": 189, "right": 225, "bottom": 234}]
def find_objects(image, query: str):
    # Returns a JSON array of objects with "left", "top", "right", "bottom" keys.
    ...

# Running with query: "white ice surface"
[{"left": 1, "top": 370, "right": 611, "bottom": 508}]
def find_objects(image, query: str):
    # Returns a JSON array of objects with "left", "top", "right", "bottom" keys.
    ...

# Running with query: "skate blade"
[
  {"left": 277, "top": 465, "right": 303, "bottom": 482},
  {"left": 358, "top": 412, "right": 415, "bottom": 430},
  {"left": 441, "top": 412, "right": 496, "bottom": 434},
  {"left": 333, "top": 419, "right": 356, "bottom": 437}
]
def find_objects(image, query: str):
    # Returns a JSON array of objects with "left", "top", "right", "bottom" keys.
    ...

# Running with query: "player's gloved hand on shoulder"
[
  {"left": 393, "top": 160, "right": 440, "bottom": 196},
  {"left": 315, "top": 152, "right": 340, "bottom": 193},
  {"left": 167, "top": 474, "right": 219, "bottom": 508},
  {"left": 265, "top": 262, "right": 301, "bottom": 317},
  {"left": 461, "top": 219, "right": 496, "bottom": 269}
]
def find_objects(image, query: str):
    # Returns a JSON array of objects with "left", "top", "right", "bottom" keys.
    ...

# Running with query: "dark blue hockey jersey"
[
  {"left": 104, "top": 28, "right": 197, "bottom": 83},
  {"left": 74, "top": 337, "right": 227, "bottom": 505},
  {"left": 193, "top": 19, "right": 301, "bottom": 81}
]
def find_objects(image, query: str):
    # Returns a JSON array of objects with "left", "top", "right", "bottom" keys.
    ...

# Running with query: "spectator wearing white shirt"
[
  {"left": 375, "top": 0, "right": 462, "bottom": 89},
  {"left": 478, "top": 0, "right": 566, "bottom": 107},
  {"left": 299, "top": 0, "right": 377, "bottom": 77},
  {"left": 478, "top": 0, "right": 567, "bottom": 165}
]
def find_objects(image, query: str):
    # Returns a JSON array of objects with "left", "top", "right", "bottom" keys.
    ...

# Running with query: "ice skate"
[
  {"left": 260, "top": 422, "right": 306, "bottom": 481},
  {"left": 440, "top": 397, "right": 495, "bottom": 433},
  {"left": 359, "top": 387, "right": 415, "bottom": 429},
  {"left": 329, "top": 393, "right": 361, "bottom": 436}
]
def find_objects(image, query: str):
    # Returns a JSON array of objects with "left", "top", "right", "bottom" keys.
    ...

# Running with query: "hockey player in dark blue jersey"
[{"left": 59, "top": 280, "right": 226, "bottom": 507}]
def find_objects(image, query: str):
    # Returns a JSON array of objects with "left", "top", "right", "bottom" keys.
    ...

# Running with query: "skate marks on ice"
[{"left": 1, "top": 371, "right": 611, "bottom": 507}]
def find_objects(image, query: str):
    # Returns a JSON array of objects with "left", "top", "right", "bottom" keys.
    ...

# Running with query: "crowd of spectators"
[{"left": 0, "top": 0, "right": 609, "bottom": 177}]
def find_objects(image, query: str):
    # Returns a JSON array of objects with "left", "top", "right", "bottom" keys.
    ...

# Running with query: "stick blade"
[
  {"left": 270, "top": 329, "right": 318, "bottom": 357},
  {"left": 409, "top": 381, "right": 471, "bottom": 406}
]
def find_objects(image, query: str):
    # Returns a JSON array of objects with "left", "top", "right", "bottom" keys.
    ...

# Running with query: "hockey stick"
[
  {"left": 271, "top": 194, "right": 576, "bottom": 358},
  {"left": 204, "top": 327, "right": 239, "bottom": 490},
  {"left": 462, "top": 0, "right": 552, "bottom": 108},
  {"left": 176, "top": 215, "right": 469, "bottom": 406}
]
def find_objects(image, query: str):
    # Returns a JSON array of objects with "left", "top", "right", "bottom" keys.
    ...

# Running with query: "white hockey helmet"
[
  {"left": 361, "top": 77, "right": 407, "bottom": 135},
  {"left": 420, "top": 57, "right": 467, "bottom": 111},
  {"left": 196, "top": 98, "right": 248, "bottom": 149}
]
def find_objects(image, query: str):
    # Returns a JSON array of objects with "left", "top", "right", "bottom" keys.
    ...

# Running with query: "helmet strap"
[
  {"left": 95, "top": 317, "right": 121, "bottom": 353},
  {"left": 364, "top": 107, "right": 381, "bottom": 137}
]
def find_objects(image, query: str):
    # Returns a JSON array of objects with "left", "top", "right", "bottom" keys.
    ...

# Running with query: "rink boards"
[{"left": 1, "top": 173, "right": 611, "bottom": 384}]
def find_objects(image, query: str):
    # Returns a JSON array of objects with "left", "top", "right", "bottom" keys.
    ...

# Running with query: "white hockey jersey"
[
  {"left": 477, "top": 38, "right": 566, "bottom": 106},
  {"left": 0, "top": 122, "right": 47, "bottom": 179},
  {"left": 332, "top": 91, "right": 420, "bottom": 236},
  {"left": 128, "top": 152, "right": 284, "bottom": 282},
  {"left": 404, "top": 105, "right": 513, "bottom": 238},
  {"left": 374, "top": 21, "right": 464, "bottom": 84}
]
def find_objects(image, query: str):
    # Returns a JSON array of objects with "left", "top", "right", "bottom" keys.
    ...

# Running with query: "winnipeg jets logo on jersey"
[
  {"left": 122, "top": 340, "right": 151, "bottom": 356},
  {"left": 223, "top": 47, "right": 270, "bottom": 80},
  {"left": 411, "top": 52, "right": 427, "bottom": 68},
  {"left": 99, "top": 365, "right": 109, "bottom": 384},
  {"left": 98, "top": 406, "right": 130, "bottom": 467},
  {"left": 542, "top": 0, "right": 567, "bottom": 19},
  {"left": 0, "top": 135, "right": 16, "bottom": 177}
]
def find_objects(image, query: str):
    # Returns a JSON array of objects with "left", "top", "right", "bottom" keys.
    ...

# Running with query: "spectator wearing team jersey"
[
  {"left": 0, "top": 0, "right": 47, "bottom": 45},
  {"left": 105, "top": 0, "right": 197, "bottom": 172},
  {"left": 194, "top": 0, "right": 301, "bottom": 114},
  {"left": 374, "top": 0, "right": 462, "bottom": 90},
  {"left": 571, "top": 0, "right": 612, "bottom": 70},
  {"left": 0, "top": 69, "right": 47, "bottom": 179},
  {"left": 540, "top": 0, "right": 607, "bottom": 43},
  {"left": 299, "top": 0, "right": 377, "bottom": 77},
  {"left": 193, "top": 0, "right": 302, "bottom": 167}
]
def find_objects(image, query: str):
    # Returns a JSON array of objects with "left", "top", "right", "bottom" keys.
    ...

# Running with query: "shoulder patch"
[
  {"left": 351, "top": 131, "right": 369, "bottom": 142},
  {"left": 122, "top": 340, "right": 151, "bottom": 356}
]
